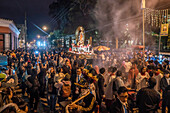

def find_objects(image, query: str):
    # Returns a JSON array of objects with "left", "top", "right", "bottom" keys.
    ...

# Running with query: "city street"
[{"left": 0, "top": 0, "right": 170, "bottom": 113}]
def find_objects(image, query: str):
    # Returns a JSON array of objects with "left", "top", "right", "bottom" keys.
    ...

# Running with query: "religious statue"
[{"left": 75, "top": 26, "right": 85, "bottom": 46}]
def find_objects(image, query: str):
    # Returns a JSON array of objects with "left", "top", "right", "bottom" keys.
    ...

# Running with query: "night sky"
[{"left": 0, "top": 0, "right": 55, "bottom": 41}]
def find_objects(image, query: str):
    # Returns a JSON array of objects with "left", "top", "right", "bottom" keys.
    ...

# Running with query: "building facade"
[
  {"left": 0, "top": 19, "right": 20, "bottom": 52},
  {"left": 17, "top": 24, "right": 25, "bottom": 48}
]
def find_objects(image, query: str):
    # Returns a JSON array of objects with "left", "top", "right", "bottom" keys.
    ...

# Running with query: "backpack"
[{"left": 61, "top": 82, "right": 71, "bottom": 98}]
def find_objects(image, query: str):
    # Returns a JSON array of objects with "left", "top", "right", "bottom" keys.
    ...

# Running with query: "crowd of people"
[{"left": 0, "top": 49, "right": 170, "bottom": 113}]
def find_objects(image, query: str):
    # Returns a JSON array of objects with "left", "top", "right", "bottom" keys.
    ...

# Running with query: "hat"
[{"left": 74, "top": 78, "right": 89, "bottom": 88}]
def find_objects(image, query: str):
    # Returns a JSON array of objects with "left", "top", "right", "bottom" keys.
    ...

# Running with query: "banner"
[{"left": 160, "top": 24, "right": 169, "bottom": 36}]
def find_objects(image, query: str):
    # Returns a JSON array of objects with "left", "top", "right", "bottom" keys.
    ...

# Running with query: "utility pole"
[
  {"left": 25, "top": 12, "right": 27, "bottom": 51},
  {"left": 142, "top": 0, "right": 145, "bottom": 65}
]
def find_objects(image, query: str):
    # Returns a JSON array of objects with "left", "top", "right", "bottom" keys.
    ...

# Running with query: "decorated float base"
[{"left": 68, "top": 50, "right": 97, "bottom": 59}]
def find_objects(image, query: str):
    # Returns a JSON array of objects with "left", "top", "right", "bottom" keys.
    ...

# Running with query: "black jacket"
[
  {"left": 28, "top": 76, "right": 40, "bottom": 92},
  {"left": 110, "top": 97, "right": 131, "bottom": 113},
  {"left": 160, "top": 76, "right": 169, "bottom": 96},
  {"left": 98, "top": 74, "right": 105, "bottom": 97},
  {"left": 136, "top": 87, "right": 160, "bottom": 113},
  {"left": 165, "top": 85, "right": 170, "bottom": 107}
]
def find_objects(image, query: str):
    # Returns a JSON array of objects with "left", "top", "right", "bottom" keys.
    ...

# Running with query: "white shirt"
[
  {"left": 125, "top": 62, "right": 132, "bottom": 73},
  {"left": 166, "top": 78, "right": 170, "bottom": 85},
  {"left": 76, "top": 74, "right": 82, "bottom": 83}
]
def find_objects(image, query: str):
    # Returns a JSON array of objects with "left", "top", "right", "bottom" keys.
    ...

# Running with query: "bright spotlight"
[
  {"left": 35, "top": 51, "right": 39, "bottom": 54},
  {"left": 43, "top": 41, "right": 46, "bottom": 46},
  {"left": 37, "top": 35, "right": 40, "bottom": 38},
  {"left": 37, "top": 41, "right": 41, "bottom": 46},
  {"left": 43, "top": 26, "right": 47, "bottom": 31}
]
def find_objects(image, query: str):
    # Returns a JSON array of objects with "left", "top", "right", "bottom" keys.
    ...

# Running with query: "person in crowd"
[
  {"left": 112, "top": 70, "right": 125, "bottom": 94},
  {"left": 47, "top": 75, "right": 57, "bottom": 113},
  {"left": 27, "top": 69, "right": 40, "bottom": 113},
  {"left": 124, "top": 59, "right": 132, "bottom": 76},
  {"left": 89, "top": 68, "right": 99, "bottom": 105},
  {"left": 94, "top": 65, "right": 99, "bottom": 75},
  {"left": 105, "top": 67, "right": 117, "bottom": 111},
  {"left": 57, "top": 73, "right": 71, "bottom": 103},
  {"left": 164, "top": 85, "right": 170, "bottom": 113},
  {"left": 71, "top": 55, "right": 77, "bottom": 66},
  {"left": 128, "top": 63, "right": 139, "bottom": 89},
  {"left": 71, "top": 61, "right": 78, "bottom": 76},
  {"left": 97, "top": 68, "right": 105, "bottom": 106},
  {"left": 110, "top": 86, "right": 131, "bottom": 113},
  {"left": 38, "top": 68, "right": 46, "bottom": 98},
  {"left": 71, "top": 67, "right": 83, "bottom": 101},
  {"left": 152, "top": 68, "right": 163, "bottom": 92},
  {"left": 160, "top": 70, "right": 170, "bottom": 113},
  {"left": 55, "top": 67, "right": 65, "bottom": 83},
  {"left": 62, "top": 60, "right": 71, "bottom": 74},
  {"left": 136, "top": 78, "right": 160, "bottom": 113},
  {"left": 136, "top": 67, "right": 150, "bottom": 91},
  {"left": 69, "top": 79, "right": 96, "bottom": 113}
]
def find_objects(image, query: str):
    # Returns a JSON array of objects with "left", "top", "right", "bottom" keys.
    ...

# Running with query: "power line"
[
  {"left": 53, "top": 3, "right": 77, "bottom": 26},
  {"left": 51, "top": 0, "right": 78, "bottom": 26},
  {"left": 49, "top": 2, "right": 71, "bottom": 24}
]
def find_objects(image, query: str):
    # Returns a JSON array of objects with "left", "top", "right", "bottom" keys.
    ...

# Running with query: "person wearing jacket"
[
  {"left": 160, "top": 70, "right": 170, "bottom": 113},
  {"left": 27, "top": 69, "right": 40, "bottom": 113},
  {"left": 105, "top": 67, "right": 117, "bottom": 111},
  {"left": 98, "top": 68, "right": 105, "bottom": 108},
  {"left": 136, "top": 78, "right": 160, "bottom": 113},
  {"left": 38, "top": 68, "right": 46, "bottom": 98},
  {"left": 164, "top": 85, "right": 170, "bottom": 113},
  {"left": 136, "top": 67, "right": 150, "bottom": 91},
  {"left": 110, "top": 86, "right": 131, "bottom": 113}
]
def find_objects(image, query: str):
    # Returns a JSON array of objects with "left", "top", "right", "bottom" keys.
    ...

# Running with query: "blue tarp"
[{"left": 0, "top": 56, "right": 7, "bottom": 66}]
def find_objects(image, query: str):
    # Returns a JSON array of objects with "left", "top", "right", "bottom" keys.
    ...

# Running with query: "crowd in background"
[{"left": 0, "top": 49, "right": 170, "bottom": 113}]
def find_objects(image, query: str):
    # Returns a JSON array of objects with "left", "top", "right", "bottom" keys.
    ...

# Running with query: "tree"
[
  {"left": 49, "top": 0, "right": 98, "bottom": 39},
  {"left": 48, "top": 30, "right": 63, "bottom": 47}
]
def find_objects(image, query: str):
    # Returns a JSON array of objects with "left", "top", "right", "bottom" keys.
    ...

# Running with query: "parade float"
[{"left": 69, "top": 26, "right": 96, "bottom": 59}]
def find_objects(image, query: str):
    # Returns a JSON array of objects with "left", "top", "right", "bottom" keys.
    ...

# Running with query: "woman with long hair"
[{"left": 136, "top": 67, "right": 150, "bottom": 91}]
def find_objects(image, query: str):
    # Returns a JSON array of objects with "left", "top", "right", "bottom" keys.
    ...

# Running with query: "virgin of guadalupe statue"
[{"left": 75, "top": 26, "right": 85, "bottom": 46}]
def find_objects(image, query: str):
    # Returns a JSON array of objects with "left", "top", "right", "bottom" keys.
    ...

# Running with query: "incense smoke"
[{"left": 94, "top": 0, "right": 162, "bottom": 48}]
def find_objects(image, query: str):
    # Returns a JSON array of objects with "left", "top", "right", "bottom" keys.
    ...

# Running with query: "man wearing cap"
[
  {"left": 160, "top": 70, "right": 170, "bottom": 113},
  {"left": 136, "top": 78, "right": 160, "bottom": 113}
]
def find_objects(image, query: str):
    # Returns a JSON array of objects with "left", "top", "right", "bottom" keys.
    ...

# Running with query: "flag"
[{"left": 141, "top": 0, "right": 145, "bottom": 9}]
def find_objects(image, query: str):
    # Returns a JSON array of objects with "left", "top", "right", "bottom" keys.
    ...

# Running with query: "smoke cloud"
[{"left": 94, "top": 0, "right": 165, "bottom": 47}]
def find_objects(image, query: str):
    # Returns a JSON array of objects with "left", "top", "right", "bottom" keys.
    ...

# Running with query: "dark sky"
[{"left": 0, "top": 0, "right": 55, "bottom": 41}]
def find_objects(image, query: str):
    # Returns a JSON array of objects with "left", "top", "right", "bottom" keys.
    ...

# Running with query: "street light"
[
  {"left": 37, "top": 35, "right": 40, "bottom": 38},
  {"left": 42, "top": 26, "right": 47, "bottom": 31}
]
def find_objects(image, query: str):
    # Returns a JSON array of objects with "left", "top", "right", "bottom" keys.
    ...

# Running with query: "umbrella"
[{"left": 93, "top": 46, "right": 110, "bottom": 51}]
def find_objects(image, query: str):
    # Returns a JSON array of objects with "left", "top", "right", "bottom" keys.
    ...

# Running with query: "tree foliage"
[{"left": 49, "top": 0, "right": 98, "bottom": 37}]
